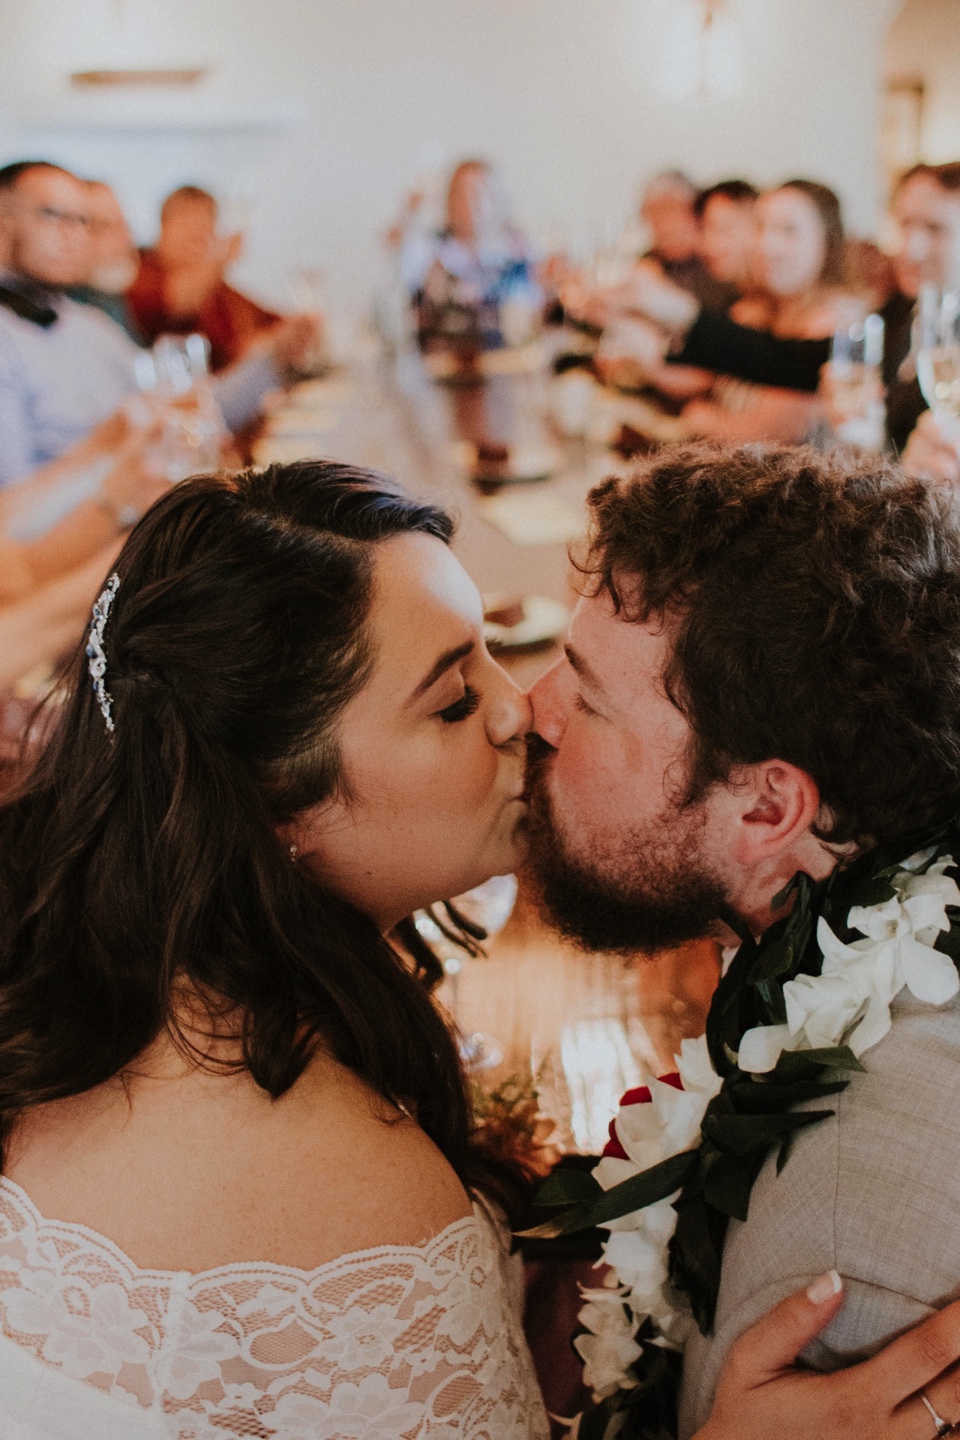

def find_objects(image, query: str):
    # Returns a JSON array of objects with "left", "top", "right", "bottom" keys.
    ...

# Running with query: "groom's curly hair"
[{"left": 579, "top": 443, "right": 960, "bottom": 851}]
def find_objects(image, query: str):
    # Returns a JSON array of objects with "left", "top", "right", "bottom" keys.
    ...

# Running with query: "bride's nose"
[{"left": 485, "top": 668, "right": 532, "bottom": 748}]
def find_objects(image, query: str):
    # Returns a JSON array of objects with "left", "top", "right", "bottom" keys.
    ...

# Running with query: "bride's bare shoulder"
[{"left": 4, "top": 1045, "right": 472, "bottom": 1273}]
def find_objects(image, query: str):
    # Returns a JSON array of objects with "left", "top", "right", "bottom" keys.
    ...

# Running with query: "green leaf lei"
[{"left": 526, "top": 824, "right": 960, "bottom": 1440}]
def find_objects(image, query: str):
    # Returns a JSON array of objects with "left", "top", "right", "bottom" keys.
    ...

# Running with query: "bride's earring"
[{"left": 289, "top": 842, "right": 300, "bottom": 862}]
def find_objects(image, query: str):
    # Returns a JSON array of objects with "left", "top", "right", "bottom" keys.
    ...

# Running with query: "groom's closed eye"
[
  {"left": 565, "top": 645, "right": 607, "bottom": 718},
  {"left": 564, "top": 643, "right": 604, "bottom": 698}
]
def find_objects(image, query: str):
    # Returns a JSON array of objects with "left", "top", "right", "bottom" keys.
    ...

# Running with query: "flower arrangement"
[{"left": 525, "top": 840, "right": 960, "bottom": 1440}]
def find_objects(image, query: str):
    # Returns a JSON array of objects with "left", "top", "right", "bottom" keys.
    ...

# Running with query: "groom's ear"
[{"left": 726, "top": 759, "right": 821, "bottom": 866}]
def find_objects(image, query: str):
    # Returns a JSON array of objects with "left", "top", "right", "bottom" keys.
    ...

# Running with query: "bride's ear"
[{"left": 726, "top": 760, "right": 820, "bottom": 867}]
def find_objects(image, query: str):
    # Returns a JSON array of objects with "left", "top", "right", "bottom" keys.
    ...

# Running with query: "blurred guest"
[
  {"left": 0, "top": 546, "right": 120, "bottom": 690},
  {"left": 596, "top": 179, "right": 760, "bottom": 403},
  {"left": 0, "top": 161, "right": 317, "bottom": 488},
  {"left": 679, "top": 180, "right": 853, "bottom": 443},
  {"left": 67, "top": 180, "right": 143, "bottom": 340},
  {"left": 127, "top": 185, "right": 282, "bottom": 371},
  {"left": 726, "top": 181, "right": 848, "bottom": 335},
  {"left": 0, "top": 425, "right": 165, "bottom": 761},
  {"left": 640, "top": 170, "right": 731, "bottom": 312},
  {"left": 901, "top": 407, "right": 960, "bottom": 484},
  {"left": 396, "top": 159, "right": 540, "bottom": 350},
  {"left": 695, "top": 179, "right": 759, "bottom": 302},
  {"left": 881, "top": 162, "right": 960, "bottom": 451},
  {"left": 843, "top": 235, "right": 897, "bottom": 314},
  {"left": 604, "top": 163, "right": 960, "bottom": 455},
  {"left": 0, "top": 419, "right": 166, "bottom": 605}
]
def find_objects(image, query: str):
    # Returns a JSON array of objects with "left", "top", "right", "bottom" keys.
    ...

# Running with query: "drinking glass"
[
  {"left": 135, "top": 334, "right": 227, "bottom": 482},
  {"left": 418, "top": 873, "right": 519, "bottom": 1073},
  {"left": 829, "top": 312, "right": 886, "bottom": 451},
  {"left": 915, "top": 286, "right": 960, "bottom": 420}
]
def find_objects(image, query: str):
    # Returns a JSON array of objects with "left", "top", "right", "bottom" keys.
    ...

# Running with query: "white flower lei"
[{"left": 575, "top": 852, "right": 960, "bottom": 1404}]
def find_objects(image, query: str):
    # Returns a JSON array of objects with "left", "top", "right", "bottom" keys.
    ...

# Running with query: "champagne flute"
[{"left": 916, "top": 286, "right": 960, "bottom": 421}]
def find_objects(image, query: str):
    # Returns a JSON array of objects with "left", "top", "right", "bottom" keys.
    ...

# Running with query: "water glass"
[{"left": 829, "top": 312, "right": 885, "bottom": 450}]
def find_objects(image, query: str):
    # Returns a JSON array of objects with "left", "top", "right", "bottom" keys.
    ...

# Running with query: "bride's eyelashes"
[
  {"left": 437, "top": 684, "right": 481, "bottom": 724},
  {"left": 574, "top": 692, "right": 599, "bottom": 718}
]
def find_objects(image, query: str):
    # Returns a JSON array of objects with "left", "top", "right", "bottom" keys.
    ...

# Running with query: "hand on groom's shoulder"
[{"left": 679, "top": 990, "right": 960, "bottom": 1439}]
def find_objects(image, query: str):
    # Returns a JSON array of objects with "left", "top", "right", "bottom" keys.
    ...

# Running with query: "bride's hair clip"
[{"left": 86, "top": 573, "right": 121, "bottom": 735}]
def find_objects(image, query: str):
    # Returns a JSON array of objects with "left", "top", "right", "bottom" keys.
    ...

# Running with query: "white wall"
[
  {"left": 886, "top": 0, "right": 960, "bottom": 162},
  {"left": 0, "top": 0, "right": 903, "bottom": 318}
]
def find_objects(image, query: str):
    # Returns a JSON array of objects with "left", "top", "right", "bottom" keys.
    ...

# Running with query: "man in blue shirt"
[{"left": 0, "top": 160, "right": 314, "bottom": 490}]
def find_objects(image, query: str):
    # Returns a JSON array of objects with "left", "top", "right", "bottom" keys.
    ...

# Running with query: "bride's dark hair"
[{"left": 0, "top": 461, "right": 522, "bottom": 1207}]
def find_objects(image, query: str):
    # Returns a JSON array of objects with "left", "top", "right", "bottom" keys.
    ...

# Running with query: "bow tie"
[{"left": 0, "top": 279, "right": 58, "bottom": 327}]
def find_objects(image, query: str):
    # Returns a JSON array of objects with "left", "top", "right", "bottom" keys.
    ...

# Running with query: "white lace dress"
[{"left": 0, "top": 1177, "right": 550, "bottom": 1439}]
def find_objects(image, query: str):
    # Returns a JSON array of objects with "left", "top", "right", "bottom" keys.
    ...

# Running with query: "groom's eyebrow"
[
  {"left": 564, "top": 643, "right": 605, "bottom": 696},
  {"left": 409, "top": 640, "right": 475, "bottom": 702}
]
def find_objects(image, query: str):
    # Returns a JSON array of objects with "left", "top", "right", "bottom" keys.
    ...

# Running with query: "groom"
[{"left": 525, "top": 442, "right": 960, "bottom": 1437}]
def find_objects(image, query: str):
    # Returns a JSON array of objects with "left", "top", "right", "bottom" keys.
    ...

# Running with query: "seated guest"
[
  {"left": 128, "top": 185, "right": 283, "bottom": 371},
  {"left": 842, "top": 235, "right": 897, "bottom": 315},
  {"left": 727, "top": 181, "right": 848, "bottom": 334},
  {"left": 0, "top": 543, "right": 121, "bottom": 694},
  {"left": 695, "top": 178, "right": 760, "bottom": 303},
  {"left": 603, "top": 163, "right": 960, "bottom": 455},
  {"left": 881, "top": 162, "right": 960, "bottom": 452},
  {"left": 0, "top": 161, "right": 317, "bottom": 488},
  {"left": 0, "top": 421, "right": 164, "bottom": 772},
  {"left": 67, "top": 180, "right": 143, "bottom": 341},
  {"left": 640, "top": 170, "right": 732, "bottom": 312},
  {"left": 397, "top": 159, "right": 540, "bottom": 351},
  {"left": 596, "top": 179, "right": 761, "bottom": 403},
  {"left": 0, "top": 419, "right": 165, "bottom": 605},
  {"left": 679, "top": 179, "right": 852, "bottom": 444},
  {"left": 902, "top": 407, "right": 960, "bottom": 484}
]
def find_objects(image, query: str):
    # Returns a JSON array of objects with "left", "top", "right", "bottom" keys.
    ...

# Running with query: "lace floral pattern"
[{"left": 0, "top": 1178, "right": 548, "bottom": 1439}]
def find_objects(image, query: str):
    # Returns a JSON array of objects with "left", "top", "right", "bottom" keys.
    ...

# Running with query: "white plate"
[{"left": 483, "top": 593, "right": 571, "bottom": 649}]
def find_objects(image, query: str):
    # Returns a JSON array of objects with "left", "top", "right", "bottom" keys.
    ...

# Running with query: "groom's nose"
[{"left": 527, "top": 658, "right": 572, "bottom": 748}]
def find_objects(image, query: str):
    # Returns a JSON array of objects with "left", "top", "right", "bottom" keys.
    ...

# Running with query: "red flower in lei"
[{"left": 601, "top": 1072, "right": 684, "bottom": 1160}]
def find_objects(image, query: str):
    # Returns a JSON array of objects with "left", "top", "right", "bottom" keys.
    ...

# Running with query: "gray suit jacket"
[{"left": 679, "top": 990, "right": 960, "bottom": 1438}]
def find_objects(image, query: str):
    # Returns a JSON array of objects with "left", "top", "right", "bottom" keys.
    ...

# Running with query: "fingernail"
[{"left": 806, "top": 1270, "right": 842, "bottom": 1305}]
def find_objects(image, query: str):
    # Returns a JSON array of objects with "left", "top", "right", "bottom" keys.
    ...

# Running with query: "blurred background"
[{"left": 0, "top": 0, "right": 950, "bottom": 323}]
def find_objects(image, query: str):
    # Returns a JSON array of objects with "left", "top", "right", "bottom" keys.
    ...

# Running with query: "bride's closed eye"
[{"left": 437, "top": 685, "right": 481, "bottom": 723}]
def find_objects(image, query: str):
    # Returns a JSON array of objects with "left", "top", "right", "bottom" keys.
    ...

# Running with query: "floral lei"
[{"left": 525, "top": 831, "right": 960, "bottom": 1440}]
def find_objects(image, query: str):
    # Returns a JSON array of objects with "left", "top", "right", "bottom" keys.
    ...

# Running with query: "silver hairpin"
[{"left": 86, "top": 573, "right": 120, "bottom": 734}]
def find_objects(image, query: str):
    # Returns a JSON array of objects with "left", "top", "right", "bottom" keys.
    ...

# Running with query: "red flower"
[{"left": 601, "top": 1073, "right": 684, "bottom": 1159}]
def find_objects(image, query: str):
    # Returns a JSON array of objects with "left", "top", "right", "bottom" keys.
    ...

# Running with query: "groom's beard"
[{"left": 524, "top": 740, "right": 730, "bottom": 954}]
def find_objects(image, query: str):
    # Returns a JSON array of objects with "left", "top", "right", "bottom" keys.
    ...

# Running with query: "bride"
[{"left": 0, "top": 459, "right": 956, "bottom": 1438}]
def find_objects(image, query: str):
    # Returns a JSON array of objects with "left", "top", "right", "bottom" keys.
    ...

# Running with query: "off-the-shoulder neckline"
[{"left": 0, "top": 1174, "right": 489, "bottom": 1285}]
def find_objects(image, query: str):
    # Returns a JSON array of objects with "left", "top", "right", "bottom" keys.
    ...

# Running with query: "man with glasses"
[{"left": 0, "top": 160, "right": 316, "bottom": 490}]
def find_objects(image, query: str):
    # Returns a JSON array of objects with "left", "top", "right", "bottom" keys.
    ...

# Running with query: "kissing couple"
[{"left": 0, "top": 443, "right": 958, "bottom": 1440}]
